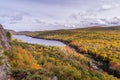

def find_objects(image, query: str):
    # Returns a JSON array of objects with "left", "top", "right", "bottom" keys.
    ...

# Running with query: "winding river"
[{"left": 12, "top": 35, "right": 65, "bottom": 46}]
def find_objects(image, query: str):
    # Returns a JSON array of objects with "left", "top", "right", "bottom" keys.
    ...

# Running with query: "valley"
[
  {"left": 1, "top": 26, "right": 120, "bottom": 80},
  {"left": 1, "top": 0, "right": 120, "bottom": 80}
]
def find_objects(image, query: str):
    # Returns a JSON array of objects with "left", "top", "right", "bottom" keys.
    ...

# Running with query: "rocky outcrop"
[
  {"left": 0, "top": 24, "right": 11, "bottom": 50},
  {"left": 0, "top": 24, "right": 13, "bottom": 80}
]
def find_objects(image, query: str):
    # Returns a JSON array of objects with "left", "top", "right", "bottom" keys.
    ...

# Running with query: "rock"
[
  {"left": 52, "top": 76, "right": 58, "bottom": 80},
  {"left": 89, "top": 61, "right": 99, "bottom": 70},
  {"left": 0, "top": 24, "right": 11, "bottom": 50},
  {"left": 0, "top": 24, "right": 13, "bottom": 79}
]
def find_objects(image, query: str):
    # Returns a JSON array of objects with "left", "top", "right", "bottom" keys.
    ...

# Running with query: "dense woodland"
[
  {"left": 26, "top": 26, "right": 120, "bottom": 79},
  {"left": 4, "top": 38, "right": 119, "bottom": 80}
]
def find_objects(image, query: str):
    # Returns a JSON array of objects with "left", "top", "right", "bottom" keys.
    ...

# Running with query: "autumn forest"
[{"left": 3, "top": 26, "right": 120, "bottom": 80}]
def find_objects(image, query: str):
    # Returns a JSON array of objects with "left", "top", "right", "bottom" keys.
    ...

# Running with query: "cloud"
[
  {"left": 35, "top": 19, "right": 46, "bottom": 24},
  {"left": 0, "top": 0, "right": 120, "bottom": 31},
  {"left": 10, "top": 12, "right": 31, "bottom": 21},
  {"left": 101, "top": 17, "right": 120, "bottom": 25},
  {"left": 101, "top": 4, "right": 113, "bottom": 10},
  {"left": 99, "top": 4, "right": 119, "bottom": 11}
]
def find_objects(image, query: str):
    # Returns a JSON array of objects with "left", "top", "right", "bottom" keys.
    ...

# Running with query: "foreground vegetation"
[
  {"left": 27, "top": 26, "right": 120, "bottom": 78},
  {"left": 4, "top": 39, "right": 119, "bottom": 80}
]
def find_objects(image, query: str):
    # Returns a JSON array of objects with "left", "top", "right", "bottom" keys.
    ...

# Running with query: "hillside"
[
  {"left": 5, "top": 39, "right": 119, "bottom": 80},
  {"left": 27, "top": 26, "right": 120, "bottom": 79}
]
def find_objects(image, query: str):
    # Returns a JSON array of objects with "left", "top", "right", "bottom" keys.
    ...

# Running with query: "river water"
[{"left": 12, "top": 35, "right": 65, "bottom": 46}]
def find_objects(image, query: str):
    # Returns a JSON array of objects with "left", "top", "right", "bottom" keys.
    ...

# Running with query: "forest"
[
  {"left": 4, "top": 37, "right": 119, "bottom": 80},
  {"left": 26, "top": 26, "right": 120, "bottom": 79}
]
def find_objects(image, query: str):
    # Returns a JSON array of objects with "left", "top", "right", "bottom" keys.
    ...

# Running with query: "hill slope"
[{"left": 27, "top": 26, "right": 120, "bottom": 79}]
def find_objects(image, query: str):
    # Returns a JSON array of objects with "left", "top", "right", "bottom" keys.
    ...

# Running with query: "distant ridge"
[
  {"left": 74, "top": 26, "right": 120, "bottom": 31},
  {"left": 15, "top": 26, "right": 120, "bottom": 35}
]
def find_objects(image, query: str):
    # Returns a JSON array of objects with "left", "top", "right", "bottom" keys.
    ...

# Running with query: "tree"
[{"left": 6, "top": 31, "right": 12, "bottom": 41}]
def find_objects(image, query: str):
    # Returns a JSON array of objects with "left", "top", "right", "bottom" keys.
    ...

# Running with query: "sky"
[{"left": 1, "top": 0, "right": 120, "bottom": 31}]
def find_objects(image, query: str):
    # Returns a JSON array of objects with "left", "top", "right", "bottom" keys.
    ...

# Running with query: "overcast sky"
[{"left": 1, "top": 0, "right": 120, "bottom": 31}]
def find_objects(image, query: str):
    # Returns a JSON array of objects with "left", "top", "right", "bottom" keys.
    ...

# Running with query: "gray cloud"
[{"left": 0, "top": 0, "right": 120, "bottom": 31}]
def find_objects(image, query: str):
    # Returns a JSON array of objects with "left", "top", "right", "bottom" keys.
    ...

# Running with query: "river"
[{"left": 12, "top": 35, "right": 65, "bottom": 46}]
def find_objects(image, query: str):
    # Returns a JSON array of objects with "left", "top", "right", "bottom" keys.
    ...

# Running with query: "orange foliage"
[{"left": 16, "top": 47, "right": 41, "bottom": 70}]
